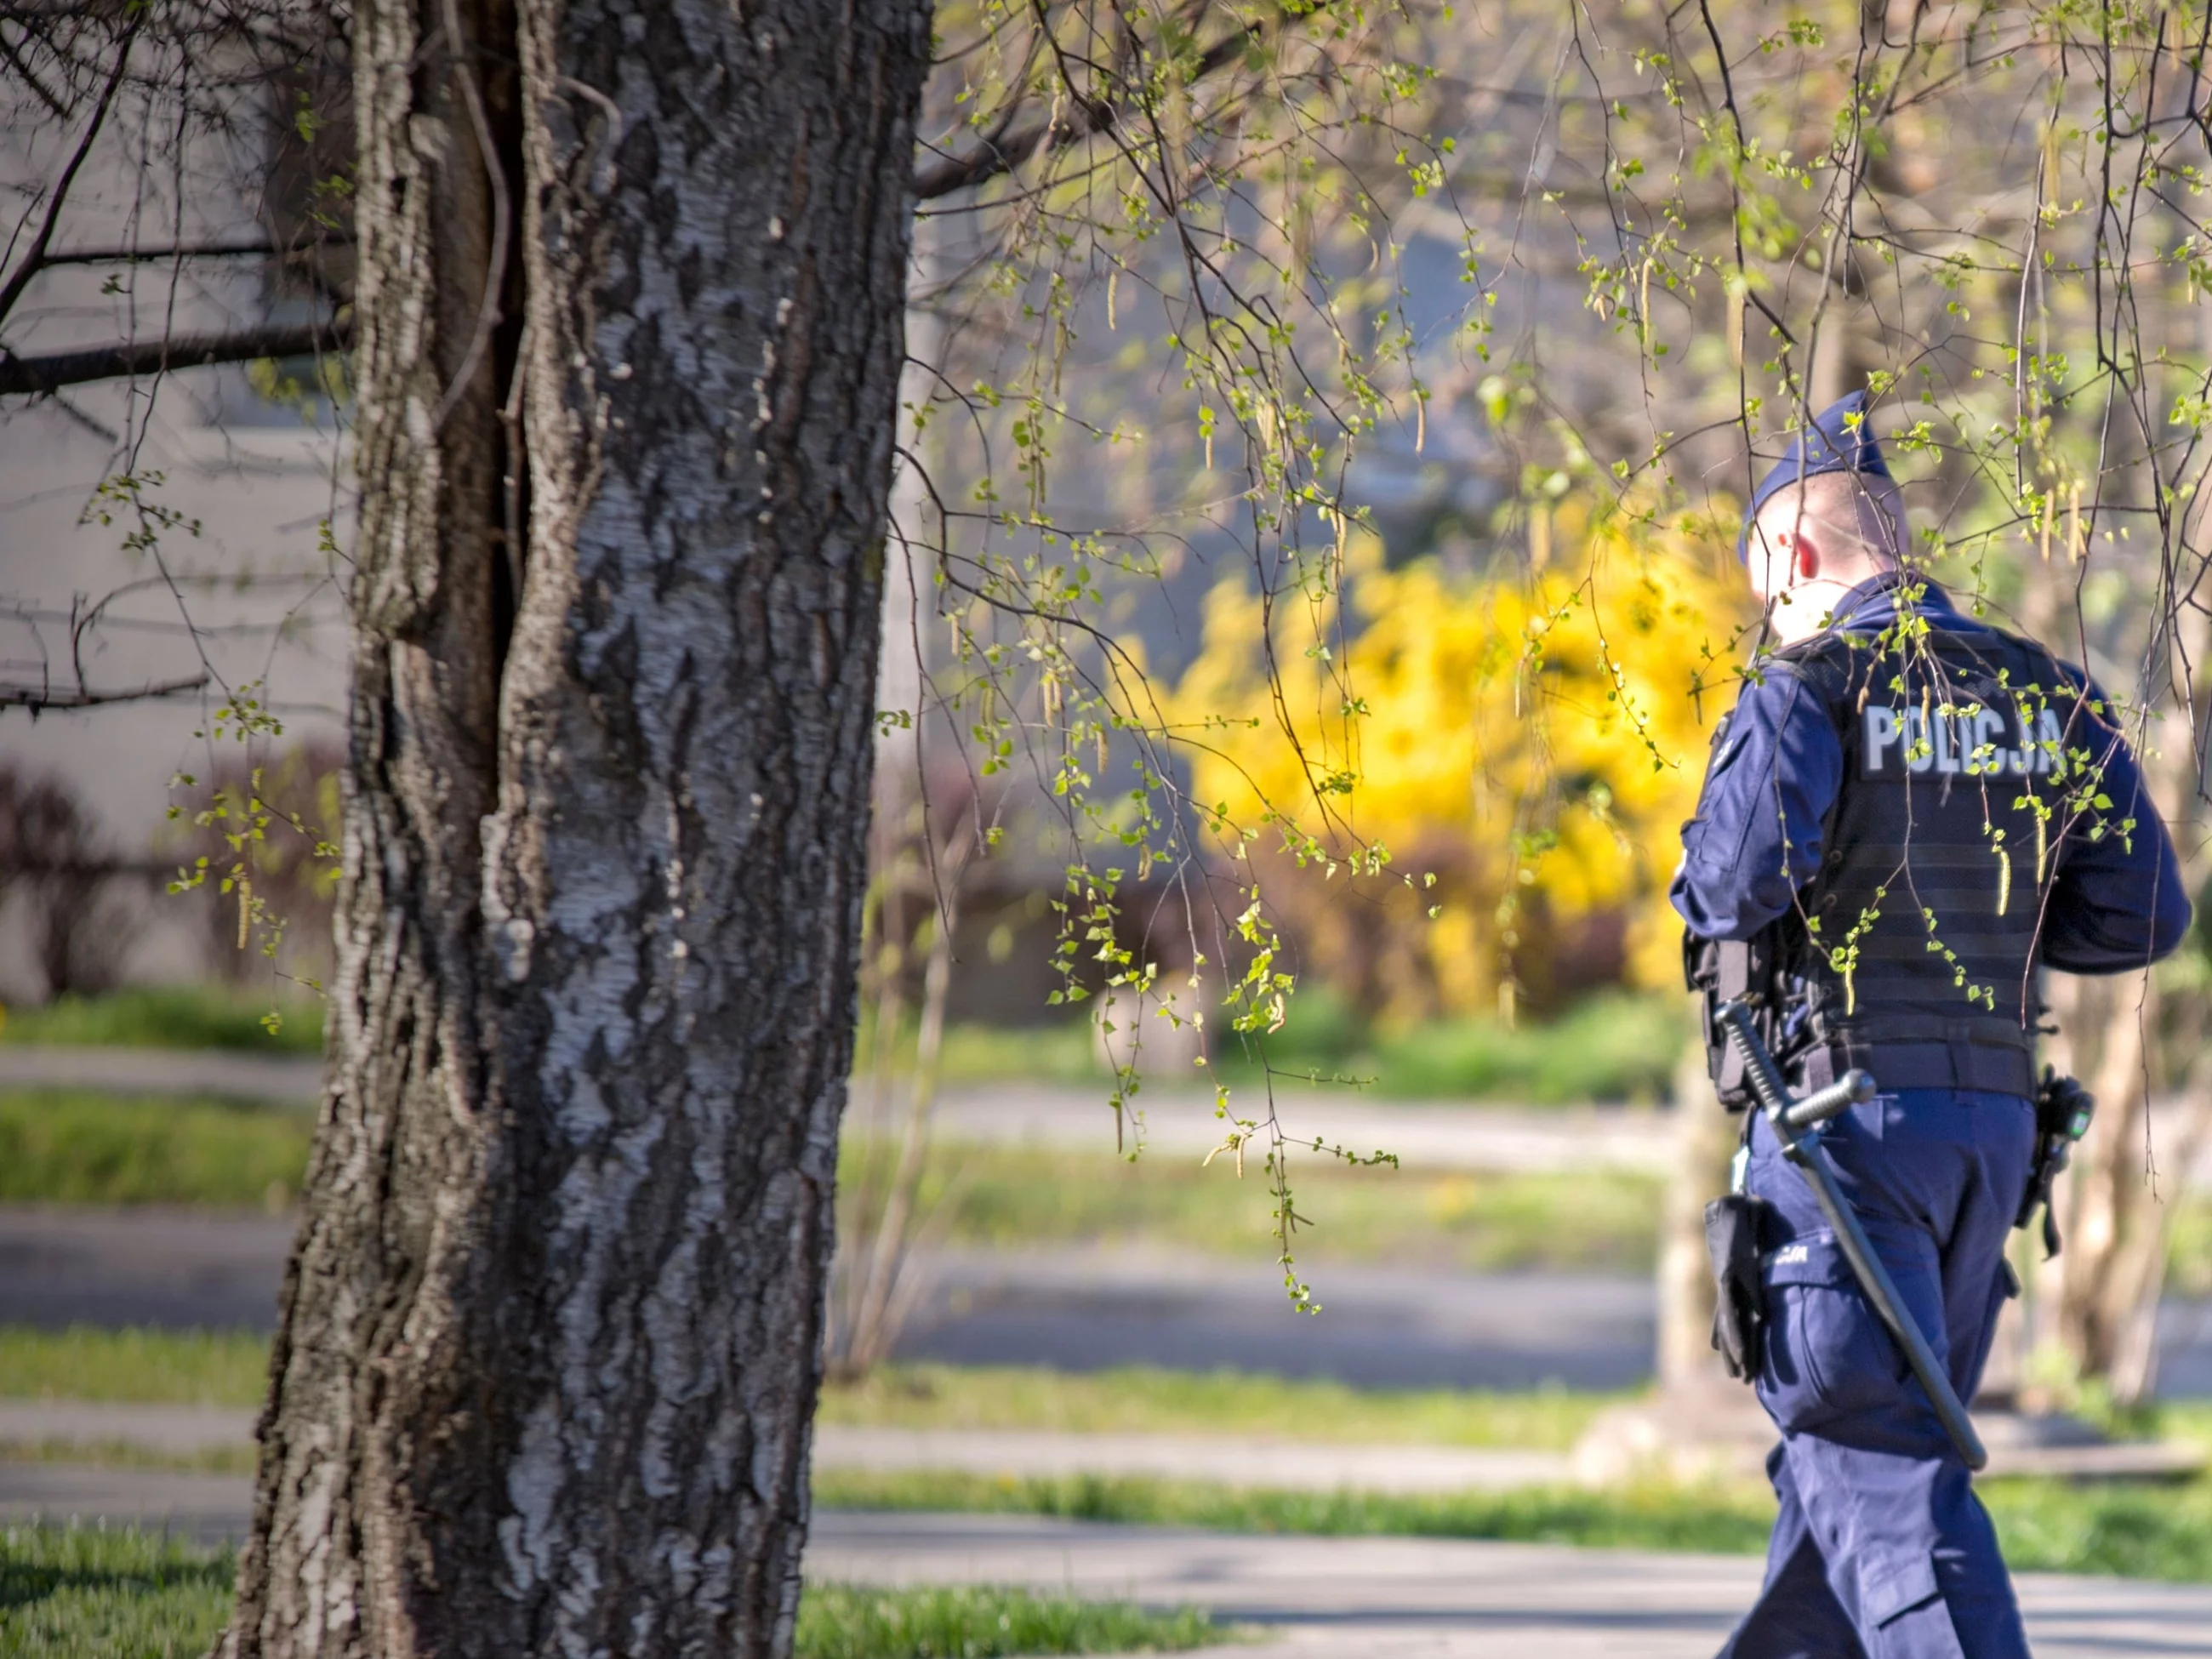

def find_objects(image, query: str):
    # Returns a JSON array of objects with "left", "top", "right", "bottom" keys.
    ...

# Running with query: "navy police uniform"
[{"left": 1673, "top": 396, "right": 2192, "bottom": 1658}]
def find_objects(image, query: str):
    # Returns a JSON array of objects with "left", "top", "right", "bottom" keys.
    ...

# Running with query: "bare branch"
[
  {"left": 913, "top": 16, "right": 1261, "bottom": 202},
  {"left": 0, "top": 18, "right": 136, "bottom": 332},
  {"left": 0, "top": 672, "right": 209, "bottom": 713},
  {"left": 0, "top": 317, "right": 351, "bottom": 396},
  {"left": 38, "top": 238, "right": 321, "bottom": 265}
]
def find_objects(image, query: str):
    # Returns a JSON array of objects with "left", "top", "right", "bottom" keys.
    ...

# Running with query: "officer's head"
[{"left": 1740, "top": 392, "right": 1905, "bottom": 624}]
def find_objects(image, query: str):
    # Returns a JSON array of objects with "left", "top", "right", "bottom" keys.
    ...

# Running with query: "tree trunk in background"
[
  {"left": 221, "top": 1, "right": 929, "bottom": 1653},
  {"left": 1656, "top": 1029, "right": 1736, "bottom": 1385},
  {"left": 2034, "top": 604, "right": 2209, "bottom": 1405}
]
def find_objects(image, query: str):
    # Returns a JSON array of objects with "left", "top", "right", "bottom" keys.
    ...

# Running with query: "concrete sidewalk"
[
  {"left": 0, "top": 1400, "right": 1569, "bottom": 1491},
  {"left": 0, "top": 1044, "right": 322, "bottom": 1105},
  {"left": 5, "top": 1468, "right": 2207, "bottom": 1654},
  {"left": 809, "top": 1509, "right": 2212, "bottom": 1657},
  {"left": 0, "top": 1043, "right": 1674, "bottom": 1172}
]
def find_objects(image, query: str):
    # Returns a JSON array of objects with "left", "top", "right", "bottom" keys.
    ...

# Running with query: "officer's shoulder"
[{"left": 1752, "top": 632, "right": 1860, "bottom": 702}]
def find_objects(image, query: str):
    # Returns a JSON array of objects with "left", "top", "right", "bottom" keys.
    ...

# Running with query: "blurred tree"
[{"left": 0, "top": 767, "right": 135, "bottom": 1000}]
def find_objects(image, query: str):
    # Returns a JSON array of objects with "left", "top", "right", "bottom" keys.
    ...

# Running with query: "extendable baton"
[{"left": 1714, "top": 1001, "right": 1988, "bottom": 1472}]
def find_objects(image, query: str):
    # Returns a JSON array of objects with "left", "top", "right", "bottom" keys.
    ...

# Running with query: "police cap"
[{"left": 1739, "top": 390, "right": 1893, "bottom": 562}]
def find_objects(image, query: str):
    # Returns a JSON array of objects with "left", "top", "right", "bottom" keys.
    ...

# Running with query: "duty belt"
[{"left": 1799, "top": 1018, "right": 2038, "bottom": 1098}]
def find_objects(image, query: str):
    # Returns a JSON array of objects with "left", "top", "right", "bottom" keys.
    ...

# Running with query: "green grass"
[
  {"left": 796, "top": 1583, "right": 1219, "bottom": 1656},
  {"left": 1982, "top": 1477, "right": 2212, "bottom": 1581},
  {"left": 879, "top": 990, "right": 1691, "bottom": 1103},
  {"left": 0, "top": 1092, "right": 311, "bottom": 1211},
  {"left": 0, "top": 1525, "right": 232, "bottom": 1658},
  {"left": 0, "top": 987, "right": 322, "bottom": 1055},
  {"left": 0, "top": 1333, "right": 1604, "bottom": 1451},
  {"left": 821, "top": 1365, "right": 1616, "bottom": 1451},
  {"left": 847, "top": 1140, "right": 1662, "bottom": 1274},
  {"left": 814, "top": 1467, "right": 2212, "bottom": 1582},
  {"left": 934, "top": 1020, "right": 1103, "bottom": 1086},
  {"left": 0, "top": 1328, "right": 269, "bottom": 1409},
  {"left": 1223, "top": 990, "right": 1690, "bottom": 1105},
  {"left": 2168, "top": 1196, "right": 2212, "bottom": 1297},
  {"left": 812, "top": 1468, "right": 1782, "bottom": 1556},
  {"left": 0, "top": 1527, "right": 1217, "bottom": 1659}
]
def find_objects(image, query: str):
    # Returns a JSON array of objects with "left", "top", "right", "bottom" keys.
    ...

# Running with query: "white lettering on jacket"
[{"left": 1864, "top": 704, "right": 2067, "bottom": 778}]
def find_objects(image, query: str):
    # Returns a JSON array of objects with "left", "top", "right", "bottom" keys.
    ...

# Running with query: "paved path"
[
  {"left": 10, "top": 1202, "right": 2212, "bottom": 1394},
  {"left": 808, "top": 1510, "right": 2212, "bottom": 1656},
  {"left": 0, "top": 1044, "right": 322, "bottom": 1104},
  {"left": 917, "top": 1083, "right": 1676, "bottom": 1175},
  {"left": 1, "top": 1044, "right": 1674, "bottom": 1172},
  {"left": 0, "top": 1400, "right": 254, "bottom": 1457},
  {"left": 0, "top": 1463, "right": 251, "bottom": 1546},
  {"left": 5, "top": 1473, "right": 2207, "bottom": 1653},
  {"left": 7, "top": 1398, "right": 2192, "bottom": 1488},
  {"left": 902, "top": 1247, "right": 1657, "bottom": 1390},
  {"left": 21, "top": 1041, "right": 2212, "bottom": 1190},
  {"left": 0, "top": 1402, "right": 1570, "bottom": 1494},
  {"left": 812, "top": 1426, "right": 1569, "bottom": 1491},
  {"left": 0, "top": 1204, "right": 293, "bottom": 1330}
]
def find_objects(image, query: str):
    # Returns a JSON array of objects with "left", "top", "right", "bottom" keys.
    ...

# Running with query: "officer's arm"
[
  {"left": 2040, "top": 682, "right": 2192, "bottom": 973},
  {"left": 1669, "top": 664, "right": 1844, "bottom": 941}
]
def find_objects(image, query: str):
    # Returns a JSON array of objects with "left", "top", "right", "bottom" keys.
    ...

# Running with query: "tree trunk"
[
  {"left": 1656, "top": 1028, "right": 1736, "bottom": 1385},
  {"left": 221, "top": 1, "right": 929, "bottom": 1654}
]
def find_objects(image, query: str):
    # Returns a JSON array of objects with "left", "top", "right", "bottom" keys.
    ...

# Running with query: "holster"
[
  {"left": 2015, "top": 1066, "right": 2095, "bottom": 1258},
  {"left": 1685, "top": 929, "right": 1790, "bottom": 1112},
  {"left": 1705, "top": 1190, "right": 1773, "bottom": 1382}
]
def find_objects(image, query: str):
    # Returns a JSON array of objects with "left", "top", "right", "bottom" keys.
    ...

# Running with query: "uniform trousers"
[{"left": 1718, "top": 1087, "right": 2037, "bottom": 1659}]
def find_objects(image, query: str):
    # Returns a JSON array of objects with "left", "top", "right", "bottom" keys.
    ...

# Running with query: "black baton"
[{"left": 1715, "top": 1001, "right": 1988, "bottom": 1472}]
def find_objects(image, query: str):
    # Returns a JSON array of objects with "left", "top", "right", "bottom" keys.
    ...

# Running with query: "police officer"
[{"left": 1674, "top": 391, "right": 2192, "bottom": 1659}]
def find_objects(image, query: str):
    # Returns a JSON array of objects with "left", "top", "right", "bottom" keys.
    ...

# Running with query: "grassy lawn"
[
  {"left": 814, "top": 1468, "right": 1781, "bottom": 1556},
  {"left": 0, "top": 1331, "right": 1607, "bottom": 1450},
  {"left": 0, "top": 1328, "right": 269, "bottom": 1410},
  {"left": 813, "top": 1466, "right": 2212, "bottom": 1582},
  {"left": 8, "top": 983, "right": 1689, "bottom": 1103},
  {"left": 0, "top": 1080, "right": 1658, "bottom": 1273},
  {"left": 929, "top": 990, "right": 1689, "bottom": 1103},
  {"left": 797, "top": 1584, "right": 1218, "bottom": 1656},
  {"left": 822, "top": 1364, "right": 1616, "bottom": 1451},
  {"left": 0, "top": 1525, "right": 232, "bottom": 1658},
  {"left": 0, "top": 1092, "right": 312, "bottom": 1211},
  {"left": 0, "top": 1526, "right": 1218, "bottom": 1658},
  {"left": 0, "top": 1329, "right": 269, "bottom": 1411},
  {"left": 7, "top": 1075, "right": 2203, "bottom": 1290},
  {"left": 0, "top": 988, "right": 321, "bottom": 1055},
  {"left": 852, "top": 1141, "right": 1662, "bottom": 1274}
]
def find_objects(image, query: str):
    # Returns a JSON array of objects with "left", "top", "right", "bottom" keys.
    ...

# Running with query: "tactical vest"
[{"left": 1690, "top": 609, "right": 2108, "bottom": 1103}]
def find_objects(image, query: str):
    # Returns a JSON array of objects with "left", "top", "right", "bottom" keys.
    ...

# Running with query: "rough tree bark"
[{"left": 221, "top": 0, "right": 930, "bottom": 1653}]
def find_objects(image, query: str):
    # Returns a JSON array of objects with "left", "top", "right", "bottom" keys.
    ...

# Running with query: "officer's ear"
[{"left": 1792, "top": 532, "right": 1822, "bottom": 583}]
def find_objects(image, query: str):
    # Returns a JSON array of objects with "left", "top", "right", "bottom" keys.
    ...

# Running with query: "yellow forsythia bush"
[{"left": 1172, "top": 504, "right": 1749, "bottom": 1022}]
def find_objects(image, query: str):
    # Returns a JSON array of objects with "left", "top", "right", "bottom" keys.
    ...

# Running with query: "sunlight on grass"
[
  {"left": 0, "top": 1329, "right": 270, "bottom": 1409},
  {"left": 0, "top": 1525, "right": 233, "bottom": 1659},
  {"left": 821, "top": 1365, "right": 1616, "bottom": 1450},
  {"left": 797, "top": 1582, "right": 1219, "bottom": 1657},
  {"left": 839, "top": 1139, "right": 1662, "bottom": 1273},
  {"left": 0, "top": 988, "right": 322, "bottom": 1055},
  {"left": 813, "top": 1465, "right": 2212, "bottom": 1582},
  {"left": 812, "top": 1467, "right": 1781, "bottom": 1555},
  {"left": 0, "top": 1527, "right": 1219, "bottom": 1659},
  {"left": 0, "top": 1092, "right": 311, "bottom": 1211}
]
